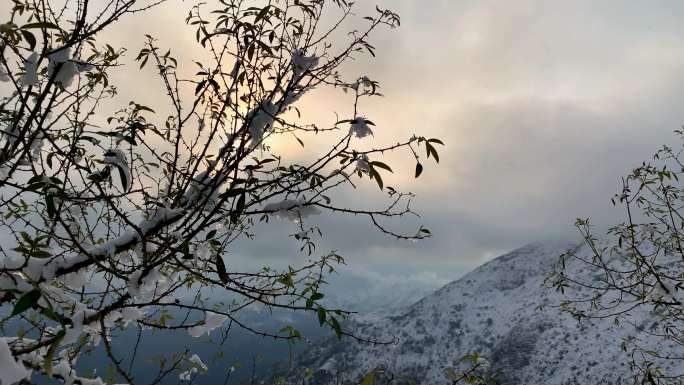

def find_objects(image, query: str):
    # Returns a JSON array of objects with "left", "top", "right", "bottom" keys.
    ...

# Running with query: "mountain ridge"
[{"left": 272, "top": 241, "right": 673, "bottom": 385}]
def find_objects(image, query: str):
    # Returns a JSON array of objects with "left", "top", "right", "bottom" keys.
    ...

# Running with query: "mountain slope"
[{"left": 275, "top": 242, "right": 676, "bottom": 385}]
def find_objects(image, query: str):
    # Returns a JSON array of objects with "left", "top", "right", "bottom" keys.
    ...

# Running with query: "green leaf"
[
  {"left": 370, "top": 161, "right": 393, "bottom": 173},
  {"left": 41, "top": 307, "right": 61, "bottom": 323},
  {"left": 216, "top": 255, "right": 229, "bottom": 284},
  {"left": 426, "top": 142, "right": 440, "bottom": 163},
  {"left": 195, "top": 80, "right": 206, "bottom": 95},
  {"left": 208, "top": 78, "right": 220, "bottom": 92},
  {"left": 46, "top": 194, "right": 56, "bottom": 219},
  {"left": 254, "top": 5, "right": 270, "bottom": 22},
  {"left": 44, "top": 330, "right": 65, "bottom": 378},
  {"left": 415, "top": 162, "right": 423, "bottom": 178},
  {"left": 12, "top": 289, "right": 41, "bottom": 317},
  {"left": 330, "top": 316, "right": 342, "bottom": 340},
  {"left": 139, "top": 55, "right": 149, "bottom": 69},
  {"left": 278, "top": 273, "right": 294, "bottom": 288},
  {"left": 231, "top": 191, "right": 246, "bottom": 223},
  {"left": 316, "top": 307, "right": 326, "bottom": 326},
  {"left": 360, "top": 371, "right": 375, "bottom": 385},
  {"left": 180, "top": 241, "right": 190, "bottom": 258},
  {"left": 21, "top": 22, "right": 60, "bottom": 30},
  {"left": 114, "top": 165, "right": 130, "bottom": 192},
  {"left": 205, "top": 229, "right": 217, "bottom": 240},
  {"left": 220, "top": 187, "right": 245, "bottom": 199},
  {"left": 31, "top": 249, "right": 52, "bottom": 259},
  {"left": 311, "top": 292, "right": 324, "bottom": 301},
  {"left": 368, "top": 166, "right": 383, "bottom": 190},
  {"left": 247, "top": 43, "right": 255, "bottom": 60},
  {"left": 20, "top": 30, "right": 36, "bottom": 50},
  {"left": 19, "top": 231, "right": 32, "bottom": 244},
  {"left": 87, "top": 168, "right": 111, "bottom": 183}
]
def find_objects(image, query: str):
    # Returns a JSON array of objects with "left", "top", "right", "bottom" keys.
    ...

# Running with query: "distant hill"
[
  {"left": 272, "top": 242, "right": 679, "bottom": 385},
  {"left": 320, "top": 273, "right": 445, "bottom": 316}
]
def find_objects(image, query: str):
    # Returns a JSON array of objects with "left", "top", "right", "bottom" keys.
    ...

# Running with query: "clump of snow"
[
  {"left": 0, "top": 165, "right": 9, "bottom": 180},
  {"left": 127, "top": 268, "right": 175, "bottom": 302},
  {"left": 0, "top": 59, "right": 10, "bottom": 82},
  {"left": 67, "top": 307, "right": 126, "bottom": 347},
  {"left": 19, "top": 130, "right": 45, "bottom": 164},
  {"left": 78, "top": 378, "right": 105, "bottom": 385},
  {"left": 196, "top": 243, "right": 211, "bottom": 259},
  {"left": 360, "top": 76, "right": 372, "bottom": 88},
  {"left": 48, "top": 48, "right": 79, "bottom": 87},
  {"left": 355, "top": 155, "right": 370, "bottom": 173},
  {"left": 350, "top": 75, "right": 373, "bottom": 91},
  {"left": 103, "top": 148, "right": 132, "bottom": 191},
  {"left": 188, "top": 311, "right": 229, "bottom": 337},
  {"left": 650, "top": 280, "right": 678, "bottom": 303},
  {"left": 121, "top": 307, "right": 146, "bottom": 327},
  {"left": 102, "top": 148, "right": 126, "bottom": 164},
  {"left": 179, "top": 353, "right": 209, "bottom": 380},
  {"left": 247, "top": 100, "right": 278, "bottom": 147},
  {"left": 281, "top": 86, "right": 311, "bottom": 107},
  {"left": 0, "top": 272, "right": 32, "bottom": 294},
  {"left": 20, "top": 52, "right": 40, "bottom": 86},
  {"left": 194, "top": 242, "right": 213, "bottom": 262},
  {"left": 189, "top": 354, "right": 208, "bottom": 370},
  {"left": 178, "top": 370, "right": 193, "bottom": 381},
  {"left": 141, "top": 205, "right": 184, "bottom": 232},
  {"left": 133, "top": 241, "right": 155, "bottom": 262},
  {"left": 291, "top": 49, "right": 318, "bottom": 77},
  {"left": 61, "top": 303, "right": 103, "bottom": 346},
  {"left": 61, "top": 269, "right": 87, "bottom": 291},
  {"left": 349, "top": 117, "right": 374, "bottom": 138},
  {"left": 25, "top": 257, "right": 55, "bottom": 281},
  {"left": 32, "top": 131, "right": 44, "bottom": 156},
  {"left": 0, "top": 255, "right": 23, "bottom": 270},
  {"left": 52, "top": 362, "right": 77, "bottom": 385},
  {"left": 0, "top": 338, "right": 32, "bottom": 385},
  {"left": 184, "top": 170, "right": 228, "bottom": 209},
  {"left": 475, "top": 356, "right": 491, "bottom": 374},
  {"left": 263, "top": 198, "right": 320, "bottom": 222}
]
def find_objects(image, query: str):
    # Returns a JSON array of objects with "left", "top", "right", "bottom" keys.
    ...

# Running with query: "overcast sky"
[{"left": 91, "top": 1, "right": 684, "bottom": 292}]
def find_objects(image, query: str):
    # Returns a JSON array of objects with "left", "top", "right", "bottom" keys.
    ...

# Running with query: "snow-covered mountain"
[
  {"left": 273, "top": 242, "right": 677, "bottom": 385},
  {"left": 321, "top": 275, "right": 444, "bottom": 316}
]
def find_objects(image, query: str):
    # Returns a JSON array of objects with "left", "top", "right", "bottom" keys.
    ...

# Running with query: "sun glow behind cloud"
[{"left": 7, "top": 0, "right": 684, "bottom": 285}]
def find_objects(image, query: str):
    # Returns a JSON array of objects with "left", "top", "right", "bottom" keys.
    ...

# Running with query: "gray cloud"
[
  {"left": 227, "top": 0, "right": 684, "bottom": 287},
  {"left": 7, "top": 0, "right": 684, "bottom": 294}
]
